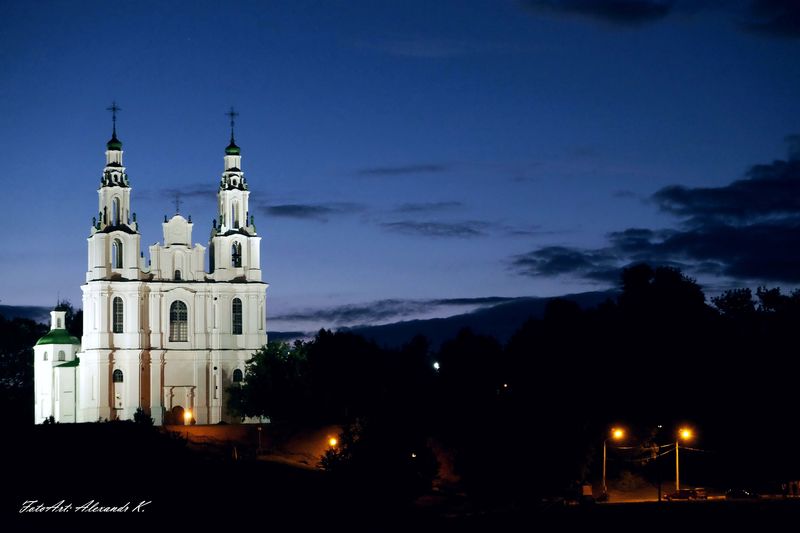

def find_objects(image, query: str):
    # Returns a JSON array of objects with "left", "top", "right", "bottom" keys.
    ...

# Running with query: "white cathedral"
[{"left": 33, "top": 111, "right": 268, "bottom": 425}]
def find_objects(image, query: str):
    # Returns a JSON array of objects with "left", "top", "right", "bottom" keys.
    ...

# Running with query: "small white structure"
[
  {"left": 33, "top": 308, "right": 81, "bottom": 423},
  {"left": 34, "top": 115, "right": 268, "bottom": 425}
]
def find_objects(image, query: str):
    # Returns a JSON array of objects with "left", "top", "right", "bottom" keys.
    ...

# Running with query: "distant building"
[{"left": 33, "top": 111, "right": 268, "bottom": 424}]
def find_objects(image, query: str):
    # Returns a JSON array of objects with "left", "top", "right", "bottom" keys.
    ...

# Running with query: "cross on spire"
[
  {"left": 174, "top": 192, "right": 182, "bottom": 214},
  {"left": 106, "top": 101, "right": 121, "bottom": 136},
  {"left": 226, "top": 106, "right": 239, "bottom": 143}
]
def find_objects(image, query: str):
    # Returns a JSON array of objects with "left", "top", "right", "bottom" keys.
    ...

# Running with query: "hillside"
[
  {"left": 0, "top": 305, "right": 51, "bottom": 323},
  {"left": 345, "top": 290, "right": 617, "bottom": 349}
]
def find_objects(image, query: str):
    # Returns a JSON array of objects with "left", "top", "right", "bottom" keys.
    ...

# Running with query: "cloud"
[
  {"left": 511, "top": 139, "right": 800, "bottom": 284},
  {"left": 393, "top": 201, "right": 463, "bottom": 213},
  {"left": 522, "top": 1, "right": 800, "bottom": 39},
  {"left": 610, "top": 219, "right": 800, "bottom": 282},
  {"left": 652, "top": 157, "right": 800, "bottom": 222},
  {"left": 357, "top": 164, "right": 448, "bottom": 177},
  {"left": 380, "top": 220, "right": 490, "bottom": 238},
  {"left": 510, "top": 246, "right": 621, "bottom": 281},
  {"left": 500, "top": 224, "right": 558, "bottom": 237},
  {"left": 138, "top": 184, "right": 216, "bottom": 203},
  {"left": 273, "top": 299, "right": 430, "bottom": 325},
  {"left": 272, "top": 296, "right": 519, "bottom": 327},
  {"left": 524, "top": 0, "right": 675, "bottom": 26},
  {"left": 430, "top": 296, "right": 521, "bottom": 306},
  {"left": 741, "top": 0, "right": 800, "bottom": 38},
  {"left": 263, "top": 202, "right": 365, "bottom": 221}
]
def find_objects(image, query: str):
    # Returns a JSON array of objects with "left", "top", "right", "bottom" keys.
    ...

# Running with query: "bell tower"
[
  {"left": 209, "top": 108, "right": 262, "bottom": 281},
  {"left": 86, "top": 102, "right": 144, "bottom": 282}
]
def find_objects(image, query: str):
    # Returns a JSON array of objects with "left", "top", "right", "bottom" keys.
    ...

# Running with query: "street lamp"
[
  {"left": 328, "top": 436, "right": 338, "bottom": 448},
  {"left": 675, "top": 427, "right": 693, "bottom": 491},
  {"left": 603, "top": 427, "right": 625, "bottom": 496},
  {"left": 184, "top": 409, "right": 192, "bottom": 426}
]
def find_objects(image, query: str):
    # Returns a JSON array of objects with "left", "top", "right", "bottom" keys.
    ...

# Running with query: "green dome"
[
  {"left": 225, "top": 140, "right": 240, "bottom": 155},
  {"left": 36, "top": 329, "right": 80, "bottom": 346},
  {"left": 107, "top": 133, "right": 123, "bottom": 151}
]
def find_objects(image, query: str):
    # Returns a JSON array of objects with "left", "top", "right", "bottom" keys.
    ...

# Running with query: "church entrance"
[{"left": 168, "top": 405, "right": 184, "bottom": 425}]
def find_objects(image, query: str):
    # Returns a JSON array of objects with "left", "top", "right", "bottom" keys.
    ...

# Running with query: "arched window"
[
  {"left": 231, "top": 242, "right": 242, "bottom": 267},
  {"left": 169, "top": 300, "right": 188, "bottom": 342},
  {"left": 58, "top": 350, "right": 65, "bottom": 361},
  {"left": 232, "top": 200, "right": 240, "bottom": 229},
  {"left": 112, "top": 239, "right": 123, "bottom": 268},
  {"left": 112, "top": 197, "right": 120, "bottom": 226},
  {"left": 112, "top": 297, "right": 124, "bottom": 333},
  {"left": 43, "top": 352, "right": 48, "bottom": 361},
  {"left": 233, "top": 369, "right": 243, "bottom": 383},
  {"left": 232, "top": 298, "right": 243, "bottom": 335},
  {"left": 113, "top": 369, "right": 124, "bottom": 383},
  {"left": 174, "top": 270, "right": 182, "bottom": 280}
]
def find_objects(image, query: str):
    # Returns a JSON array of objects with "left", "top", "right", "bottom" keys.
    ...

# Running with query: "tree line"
[{"left": 228, "top": 264, "right": 800, "bottom": 502}]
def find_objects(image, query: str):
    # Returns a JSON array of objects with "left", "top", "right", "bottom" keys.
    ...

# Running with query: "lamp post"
[
  {"left": 603, "top": 427, "right": 625, "bottom": 496},
  {"left": 257, "top": 426, "right": 262, "bottom": 454},
  {"left": 675, "top": 427, "right": 693, "bottom": 491}
]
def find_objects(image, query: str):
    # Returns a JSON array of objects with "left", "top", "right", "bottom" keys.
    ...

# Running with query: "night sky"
[{"left": 2, "top": 1, "right": 799, "bottom": 332}]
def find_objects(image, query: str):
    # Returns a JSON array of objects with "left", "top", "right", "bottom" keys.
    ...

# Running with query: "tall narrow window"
[
  {"left": 169, "top": 300, "right": 188, "bottom": 342},
  {"left": 112, "top": 197, "right": 120, "bottom": 226},
  {"left": 113, "top": 297, "right": 124, "bottom": 333},
  {"left": 44, "top": 352, "right": 48, "bottom": 361},
  {"left": 112, "top": 239, "right": 123, "bottom": 268},
  {"left": 58, "top": 350, "right": 65, "bottom": 361},
  {"left": 231, "top": 242, "right": 242, "bottom": 267},
  {"left": 232, "top": 298, "right": 243, "bottom": 335},
  {"left": 174, "top": 270, "right": 182, "bottom": 280},
  {"left": 57, "top": 318, "right": 62, "bottom": 328},
  {"left": 113, "top": 369, "right": 124, "bottom": 383},
  {"left": 232, "top": 200, "right": 240, "bottom": 229},
  {"left": 233, "top": 369, "right": 243, "bottom": 383}
]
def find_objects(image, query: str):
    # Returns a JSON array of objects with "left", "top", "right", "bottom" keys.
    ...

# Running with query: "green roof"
[
  {"left": 36, "top": 329, "right": 80, "bottom": 346},
  {"left": 107, "top": 133, "right": 123, "bottom": 151},
  {"left": 56, "top": 356, "right": 80, "bottom": 368},
  {"left": 225, "top": 141, "right": 240, "bottom": 155}
]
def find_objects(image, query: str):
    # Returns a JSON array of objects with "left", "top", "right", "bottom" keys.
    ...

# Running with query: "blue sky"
[{"left": 1, "top": 1, "right": 799, "bottom": 331}]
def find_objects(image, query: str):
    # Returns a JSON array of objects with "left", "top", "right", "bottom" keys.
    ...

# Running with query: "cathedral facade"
[{"left": 34, "top": 115, "right": 268, "bottom": 425}]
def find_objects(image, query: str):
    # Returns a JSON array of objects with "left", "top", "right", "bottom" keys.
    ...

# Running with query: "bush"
[{"left": 134, "top": 407, "right": 154, "bottom": 426}]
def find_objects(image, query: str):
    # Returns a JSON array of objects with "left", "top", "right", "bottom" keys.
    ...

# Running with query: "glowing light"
[
  {"left": 503, "top": 383, "right": 508, "bottom": 388},
  {"left": 411, "top": 453, "right": 417, "bottom": 458},
  {"left": 611, "top": 427, "right": 625, "bottom": 440},
  {"left": 679, "top": 428, "right": 693, "bottom": 440},
  {"left": 184, "top": 410, "right": 192, "bottom": 425},
  {"left": 328, "top": 437, "right": 338, "bottom": 447},
  {"left": 433, "top": 362, "right": 440, "bottom": 370}
]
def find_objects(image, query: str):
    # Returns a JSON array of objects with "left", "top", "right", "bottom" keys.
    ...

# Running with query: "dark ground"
[{"left": 2, "top": 423, "right": 799, "bottom": 532}]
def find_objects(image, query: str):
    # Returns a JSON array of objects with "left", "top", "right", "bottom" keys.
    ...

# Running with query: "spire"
[
  {"left": 225, "top": 106, "right": 240, "bottom": 155},
  {"left": 106, "top": 101, "right": 122, "bottom": 151},
  {"left": 100, "top": 100, "right": 130, "bottom": 189}
]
